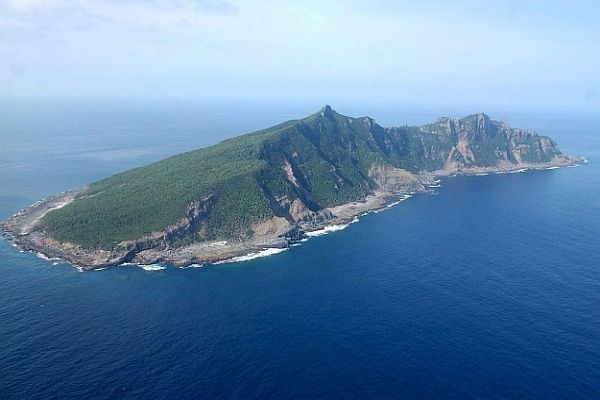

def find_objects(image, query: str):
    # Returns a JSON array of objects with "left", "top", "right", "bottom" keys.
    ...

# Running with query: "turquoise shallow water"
[{"left": 0, "top": 100, "right": 599, "bottom": 399}]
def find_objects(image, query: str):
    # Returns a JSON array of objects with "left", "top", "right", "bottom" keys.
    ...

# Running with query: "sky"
[{"left": 1, "top": 0, "right": 599, "bottom": 109}]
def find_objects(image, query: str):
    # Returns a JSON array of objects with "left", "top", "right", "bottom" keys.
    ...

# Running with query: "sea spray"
[
  {"left": 214, "top": 247, "right": 288, "bottom": 264},
  {"left": 139, "top": 264, "right": 167, "bottom": 271},
  {"left": 119, "top": 262, "right": 167, "bottom": 271},
  {"left": 305, "top": 223, "right": 353, "bottom": 237},
  {"left": 178, "top": 263, "right": 205, "bottom": 269}
]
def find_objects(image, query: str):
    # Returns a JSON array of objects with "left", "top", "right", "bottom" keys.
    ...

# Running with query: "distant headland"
[{"left": 1, "top": 106, "right": 584, "bottom": 270}]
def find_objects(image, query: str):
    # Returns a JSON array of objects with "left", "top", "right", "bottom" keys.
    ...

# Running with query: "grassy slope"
[{"left": 40, "top": 130, "right": 275, "bottom": 249}]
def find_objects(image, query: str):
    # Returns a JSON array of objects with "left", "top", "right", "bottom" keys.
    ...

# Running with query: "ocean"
[{"left": 0, "top": 99, "right": 598, "bottom": 399}]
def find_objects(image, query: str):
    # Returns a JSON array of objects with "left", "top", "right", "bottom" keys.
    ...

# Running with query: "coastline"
[{"left": 1, "top": 155, "right": 585, "bottom": 271}]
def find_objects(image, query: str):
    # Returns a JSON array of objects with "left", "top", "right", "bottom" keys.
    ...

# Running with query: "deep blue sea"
[{"left": 0, "top": 99, "right": 599, "bottom": 399}]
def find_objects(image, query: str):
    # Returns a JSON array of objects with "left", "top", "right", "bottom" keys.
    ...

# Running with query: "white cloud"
[
  {"left": 2, "top": 0, "right": 51, "bottom": 12},
  {"left": 0, "top": 0, "right": 598, "bottom": 108}
]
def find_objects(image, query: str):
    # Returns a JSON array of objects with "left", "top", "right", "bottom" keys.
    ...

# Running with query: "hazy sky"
[{"left": 1, "top": 0, "right": 599, "bottom": 109}]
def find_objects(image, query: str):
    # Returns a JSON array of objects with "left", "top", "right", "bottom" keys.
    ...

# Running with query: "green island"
[{"left": 2, "top": 106, "right": 582, "bottom": 270}]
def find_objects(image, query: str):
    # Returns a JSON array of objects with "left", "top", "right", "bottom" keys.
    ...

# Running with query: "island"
[{"left": 1, "top": 106, "right": 584, "bottom": 270}]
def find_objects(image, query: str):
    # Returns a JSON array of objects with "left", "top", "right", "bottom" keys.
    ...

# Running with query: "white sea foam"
[
  {"left": 216, "top": 247, "right": 288, "bottom": 264},
  {"left": 179, "top": 263, "right": 204, "bottom": 269},
  {"left": 545, "top": 166, "right": 560, "bottom": 170},
  {"left": 305, "top": 223, "right": 351, "bottom": 237},
  {"left": 139, "top": 264, "right": 167, "bottom": 271},
  {"left": 35, "top": 252, "right": 61, "bottom": 262},
  {"left": 385, "top": 201, "right": 401, "bottom": 208},
  {"left": 429, "top": 184, "right": 441, "bottom": 188},
  {"left": 120, "top": 262, "right": 167, "bottom": 271},
  {"left": 385, "top": 194, "right": 412, "bottom": 209},
  {"left": 475, "top": 173, "right": 489, "bottom": 176}
]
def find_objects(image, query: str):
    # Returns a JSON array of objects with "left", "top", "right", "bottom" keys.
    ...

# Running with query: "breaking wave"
[
  {"left": 216, "top": 247, "right": 288, "bottom": 264},
  {"left": 119, "top": 262, "right": 166, "bottom": 271},
  {"left": 35, "top": 252, "right": 60, "bottom": 262},
  {"left": 178, "top": 263, "right": 205, "bottom": 269},
  {"left": 386, "top": 194, "right": 412, "bottom": 209},
  {"left": 305, "top": 223, "right": 352, "bottom": 237},
  {"left": 139, "top": 264, "right": 167, "bottom": 271}
]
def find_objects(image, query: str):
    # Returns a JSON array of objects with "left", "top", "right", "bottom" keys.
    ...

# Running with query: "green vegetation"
[
  {"left": 38, "top": 107, "right": 562, "bottom": 250},
  {"left": 40, "top": 134, "right": 273, "bottom": 249}
]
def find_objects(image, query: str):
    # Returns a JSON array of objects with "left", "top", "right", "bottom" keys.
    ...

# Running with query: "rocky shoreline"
[{"left": 1, "top": 155, "right": 585, "bottom": 271}]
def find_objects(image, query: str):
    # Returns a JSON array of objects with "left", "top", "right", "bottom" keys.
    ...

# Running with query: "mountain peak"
[
  {"left": 476, "top": 112, "right": 490, "bottom": 121},
  {"left": 319, "top": 104, "right": 335, "bottom": 117},
  {"left": 460, "top": 112, "right": 490, "bottom": 123}
]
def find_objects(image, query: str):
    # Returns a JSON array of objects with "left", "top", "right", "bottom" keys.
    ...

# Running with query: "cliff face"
[
  {"left": 258, "top": 108, "right": 565, "bottom": 214},
  {"left": 2, "top": 106, "right": 580, "bottom": 268},
  {"left": 388, "top": 112, "right": 562, "bottom": 171}
]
